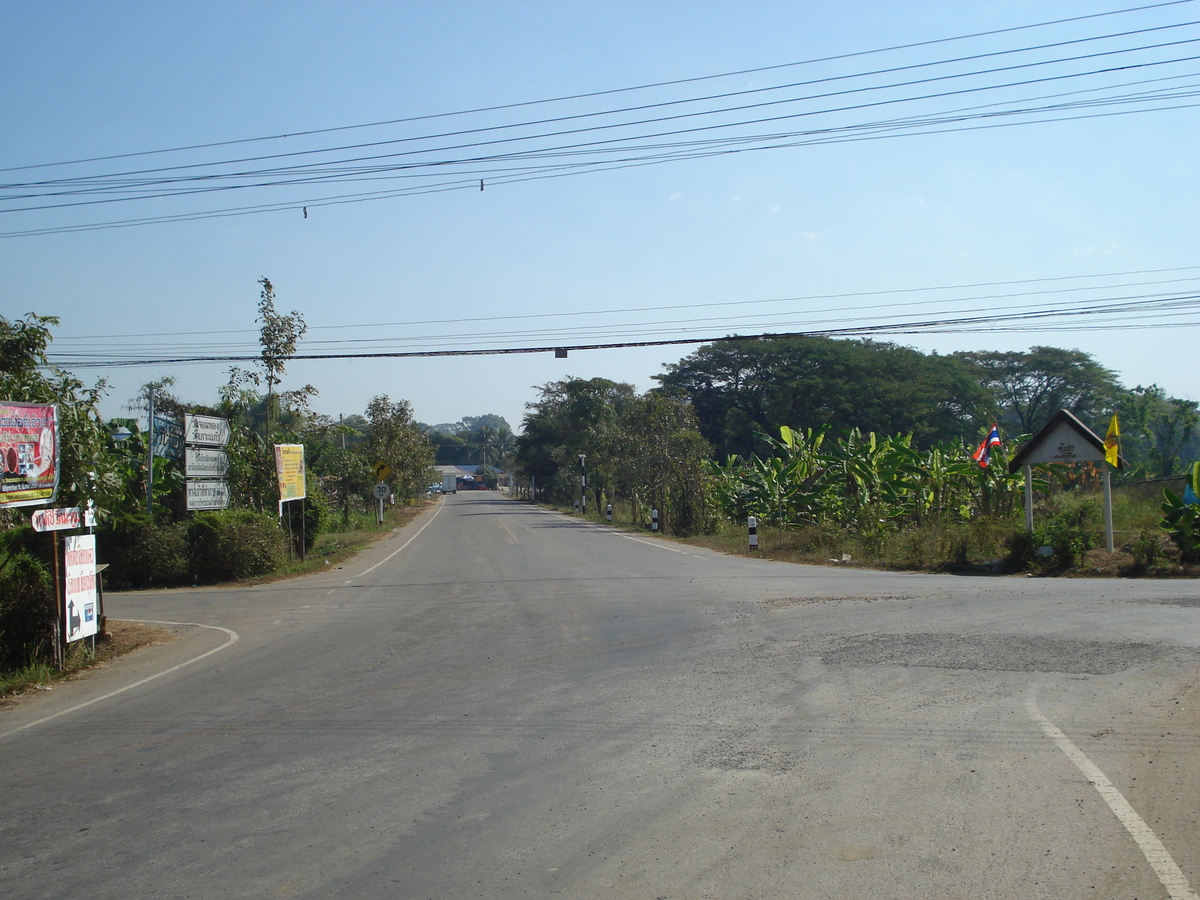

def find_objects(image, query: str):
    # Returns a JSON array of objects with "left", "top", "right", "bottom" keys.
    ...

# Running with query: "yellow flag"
[{"left": 1104, "top": 413, "right": 1119, "bottom": 466}]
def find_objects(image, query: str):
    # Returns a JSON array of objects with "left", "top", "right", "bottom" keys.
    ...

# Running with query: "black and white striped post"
[
  {"left": 606, "top": 503, "right": 613, "bottom": 522},
  {"left": 748, "top": 515, "right": 758, "bottom": 550},
  {"left": 651, "top": 508, "right": 659, "bottom": 533}
]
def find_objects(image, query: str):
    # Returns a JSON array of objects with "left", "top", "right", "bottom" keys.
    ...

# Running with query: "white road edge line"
[
  {"left": 618, "top": 533, "right": 689, "bottom": 554},
  {"left": 346, "top": 498, "right": 444, "bottom": 580},
  {"left": 0, "top": 620, "right": 239, "bottom": 742},
  {"left": 540, "top": 506, "right": 692, "bottom": 555},
  {"left": 1026, "top": 690, "right": 1199, "bottom": 900}
]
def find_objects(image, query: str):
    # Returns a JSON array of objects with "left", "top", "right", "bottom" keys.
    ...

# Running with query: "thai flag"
[{"left": 973, "top": 425, "right": 1002, "bottom": 468}]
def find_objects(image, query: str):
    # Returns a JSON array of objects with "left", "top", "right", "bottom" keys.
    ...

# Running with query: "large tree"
[
  {"left": 514, "top": 377, "right": 636, "bottom": 500},
  {"left": 362, "top": 395, "right": 434, "bottom": 501},
  {"left": 656, "top": 336, "right": 993, "bottom": 459},
  {"left": 952, "top": 346, "right": 1124, "bottom": 436}
]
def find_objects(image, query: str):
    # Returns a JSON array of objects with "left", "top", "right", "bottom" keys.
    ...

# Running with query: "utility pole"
[
  {"left": 578, "top": 454, "right": 587, "bottom": 516},
  {"left": 146, "top": 383, "right": 155, "bottom": 513}
]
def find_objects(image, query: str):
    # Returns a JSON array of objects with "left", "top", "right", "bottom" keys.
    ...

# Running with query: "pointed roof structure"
[{"left": 1007, "top": 409, "right": 1123, "bottom": 472}]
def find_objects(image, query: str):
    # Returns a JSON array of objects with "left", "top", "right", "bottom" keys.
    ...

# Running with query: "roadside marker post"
[
  {"left": 606, "top": 503, "right": 612, "bottom": 522},
  {"left": 748, "top": 516, "right": 758, "bottom": 550},
  {"left": 651, "top": 509, "right": 659, "bottom": 533}
]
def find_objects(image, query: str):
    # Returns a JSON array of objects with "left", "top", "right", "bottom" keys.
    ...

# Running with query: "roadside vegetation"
[{"left": 4, "top": 295, "right": 1200, "bottom": 688}]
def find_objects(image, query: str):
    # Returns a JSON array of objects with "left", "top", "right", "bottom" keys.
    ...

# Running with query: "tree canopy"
[{"left": 655, "top": 336, "right": 994, "bottom": 459}]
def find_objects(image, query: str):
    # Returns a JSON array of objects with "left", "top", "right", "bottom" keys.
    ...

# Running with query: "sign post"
[
  {"left": 184, "top": 414, "right": 231, "bottom": 511},
  {"left": 275, "top": 444, "right": 307, "bottom": 559},
  {"left": 373, "top": 481, "right": 392, "bottom": 524}
]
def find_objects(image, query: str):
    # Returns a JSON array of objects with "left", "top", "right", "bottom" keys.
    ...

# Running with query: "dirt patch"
[
  {"left": 96, "top": 619, "right": 176, "bottom": 660},
  {"left": 0, "top": 620, "right": 175, "bottom": 703}
]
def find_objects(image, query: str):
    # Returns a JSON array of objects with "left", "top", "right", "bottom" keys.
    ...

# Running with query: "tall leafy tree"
[
  {"left": 362, "top": 395, "right": 434, "bottom": 501},
  {"left": 1120, "top": 384, "right": 1200, "bottom": 478},
  {"left": 514, "top": 377, "right": 636, "bottom": 499},
  {"left": 953, "top": 346, "right": 1124, "bottom": 435},
  {"left": 656, "top": 336, "right": 992, "bottom": 459}
]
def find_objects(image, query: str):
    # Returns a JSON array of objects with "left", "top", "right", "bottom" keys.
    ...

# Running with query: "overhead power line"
[
  {"left": 3, "top": 2, "right": 1199, "bottom": 236},
  {"left": 4, "top": 0, "right": 1193, "bottom": 175}
]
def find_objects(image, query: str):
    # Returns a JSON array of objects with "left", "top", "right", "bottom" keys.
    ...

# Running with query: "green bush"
[
  {"left": 1036, "top": 498, "right": 1101, "bottom": 568},
  {"left": 0, "top": 551, "right": 54, "bottom": 670},
  {"left": 97, "top": 513, "right": 189, "bottom": 589},
  {"left": 186, "top": 509, "right": 286, "bottom": 584}
]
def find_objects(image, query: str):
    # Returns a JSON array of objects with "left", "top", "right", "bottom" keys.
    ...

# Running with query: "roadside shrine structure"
[{"left": 1007, "top": 409, "right": 1124, "bottom": 552}]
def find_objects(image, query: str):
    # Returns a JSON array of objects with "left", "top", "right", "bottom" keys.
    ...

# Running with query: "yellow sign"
[
  {"left": 374, "top": 460, "right": 392, "bottom": 481},
  {"left": 274, "top": 444, "right": 307, "bottom": 502}
]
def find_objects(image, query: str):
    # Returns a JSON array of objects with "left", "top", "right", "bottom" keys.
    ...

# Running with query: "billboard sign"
[
  {"left": 63, "top": 534, "right": 98, "bottom": 642},
  {"left": 0, "top": 402, "right": 59, "bottom": 508},
  {"left": 184, "top": 414, "right": 231, "bottom": 447},
  {"left": 186, "top": 479, "right": 231, "bottom": 510},
  {"left": 274, "top": 444, "right": 306, "bottom": 502}
]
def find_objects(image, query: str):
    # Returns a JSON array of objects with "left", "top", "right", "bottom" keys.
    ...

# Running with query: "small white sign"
[
  {"left": 373, "top": 482, "right": 392, "bottom": 500},
  {"left": 186, "top": 446, "right": 230, "bottom": 478},
  {"left": 187, "top": 480, "right": 231, "bottom": 510},
  {"left": 63, "top": 534, "right": 98, "bottom": 642},
  {"left": 31, "top": 506, "right": 94, "bottom": 532},
  {"left": 184, "top": 414, "right": 231, "bottom": 447}
]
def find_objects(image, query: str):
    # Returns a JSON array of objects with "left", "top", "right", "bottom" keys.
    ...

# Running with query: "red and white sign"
[
  {"left": 63, "top": 534, "right": 98, "bottom": 642},
  {"left": 31, "top": 506, "right": 93, "bottom": 532}
]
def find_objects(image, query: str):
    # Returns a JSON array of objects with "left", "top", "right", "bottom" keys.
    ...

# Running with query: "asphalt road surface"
[{"left": 3, "top": 491, "right": 1199, "bottom": 899}]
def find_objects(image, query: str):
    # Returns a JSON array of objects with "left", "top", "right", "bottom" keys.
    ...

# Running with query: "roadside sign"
[
  {"left": 186, "top": 480, "right": 231, "bottom": 510},
  {"left": 274, "top": 444, "right": 306, "bottom": 501},
  {"left": 374, "top": 461, "right": 392, "bottom": 481},
  {"left": 186, "top": 446, "right": 230, "bottom": 478},
  {"left": 152, "top": 415, "right": 184, "bottom": 461},
  {"left": 63, "top": 534, "right": 98, "bottom": 642},
  {"left": 32, "top": 506, "right": 94, "bottom": 532},
  {"left": 184, "top": 413, "right": 231, "bottom": 447},
  {"left": 373, "top": 482, "right": 392, "bottom": 500}
]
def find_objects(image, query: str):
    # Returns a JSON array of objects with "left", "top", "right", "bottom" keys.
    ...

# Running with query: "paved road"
[{"left": 3, "top": 491, "right": 1199, "bottom": 899}]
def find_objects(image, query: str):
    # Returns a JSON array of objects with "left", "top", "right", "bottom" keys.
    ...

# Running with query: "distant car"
[{"left": 428, "top": 484, "right": 443, "bottom": 494}]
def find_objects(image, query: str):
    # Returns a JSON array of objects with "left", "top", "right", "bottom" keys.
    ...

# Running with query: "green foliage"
[
  {"left": 363, "top": 395, "right": 434, "bottom": 502},
  {"left": 706, "top": 423, "right": 1025, "bottom": 536},
  {"left": 186, "top": 509, "right": 286, "bottom": 583},
  {"left": 1034, "top": 496, "right": 1101, "bottom": 568},
  {"left": 0, "top": 550, "right": 54, "bottom": 670},
  {"left": 96, "top": 513, "right": 189, "bottom": 589},
  {"left": 1160, "top": 462, "right": 1200, "bottom": 562},
  {"left": 1119, "top": 385, "right": 1200, "bottom": 479},
  {"left": 953, "top": 346, "right": 1124, "bottom": 435},
  {"left": 656, "top": 336, "right": 993, "bottom": 459}
]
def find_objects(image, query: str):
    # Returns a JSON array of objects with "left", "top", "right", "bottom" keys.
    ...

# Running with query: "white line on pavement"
[
  {"left": 1026, "top": 689, "right": 1198, "bottom": 900},
  {"left": 345, "top": 499, "right": 444, "bottom": 580},
  {"left": 0, "top": 620, "right": 239, "bottom": 742}
]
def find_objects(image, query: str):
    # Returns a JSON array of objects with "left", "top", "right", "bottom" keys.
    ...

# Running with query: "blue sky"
[{"left": 3, "top": 1, "right": 1198, "bottom": 434}]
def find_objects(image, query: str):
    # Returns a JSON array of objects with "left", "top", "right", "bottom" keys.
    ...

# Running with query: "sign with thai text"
[
  {"left": 0, "top": 402, "right": 59, "bottom": 508},
  {"left": 63, "top": 534, "right": 98, "bottom": 642},
  {"left": 186, "top": 446, "right": 230, "bottom": 478},
  {"left": 184, "top": 414, "right": 231, "bottom": 447},
  {"left": 274, "top": 444, "right": 306, "bottom": 502},
  {"left": 31, "top": 506, "right": 94, "bottom": 532},
  {"left": 152, "top": 415, "right": 184, "bottom": 461},
  {"left": 186, "top": 480, "right": 231, "bottom": 510},
  {"left": 1020, "top": 419, "right": 1105, "bottom": 465}
]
